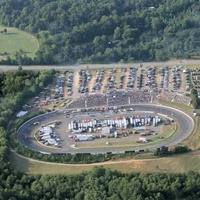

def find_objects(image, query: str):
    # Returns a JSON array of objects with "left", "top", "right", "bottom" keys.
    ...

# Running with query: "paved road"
[
  {"left": 17, "top": 104, "right": 194, "bottom": 154},
  {"left": 1, "top": 59, "right": 200, "bottom": 72}
]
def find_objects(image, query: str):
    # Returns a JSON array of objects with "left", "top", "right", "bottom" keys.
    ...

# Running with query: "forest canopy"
[{"left": 0, "top": 0, "right": 199, "bottom": 64}]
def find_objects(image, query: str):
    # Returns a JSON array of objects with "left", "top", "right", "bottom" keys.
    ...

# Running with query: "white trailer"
[
  {"left": 115, "top": 120, "right": 119, "bottom": 127},
  {"left": 88, "top": 128, "right": 92, "bottom": 133},
  {"left": 141, "top": 118, "right": 145, "bottom": 126},
  {"left": 92, "top": 120, "right": 97, "bottom": 127},
  {"left": 47, "top": 138, "right": 57, "bottom": 145},
  {"left": 41, "top": 135, "right": 51, "bottom": 140},
  {"left": 119, "top": 120, "right": 122, "bottom": 127},
  {"left": 89, "top": 121, "right": 93, "bottom": 127},
  {"left": 70, "top": 121, "right": 74, "bottom": 129},
  {"left": 76, "top": 134, "right": 93, "bottom": 141},
  {"left": 49, "top": 124, "right": 55, "bottom": 128},
  {"left": 133, "top": 119, "right": 137, "bottom": 127},
  {"left": 72, "top": 129, "right": 83, "bottom": 133},
  {"left": 153, "top": 118, "right": 156, "bottom": 126},
  {"left": 155, "top": 117, "right": 158, "bottom": 126},
  {"left": 139, "top": 137, "right": 148, "bottom": 143},
  {"left": 73, "top": 122, "right": 77, "bottom": 129},
  {"left": 68, "top": 124, "right": 72, "bottom": 131},
  {"left": 130, "top": 117, "right": 133, "bottom": 125},
  {"left": 42, "top": 132, "right": 51, "bottom": 137}
]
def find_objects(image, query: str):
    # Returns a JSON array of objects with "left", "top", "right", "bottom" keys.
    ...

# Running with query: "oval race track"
[{"left": 17, "top": 104, "right": 194, "bottom": 154}]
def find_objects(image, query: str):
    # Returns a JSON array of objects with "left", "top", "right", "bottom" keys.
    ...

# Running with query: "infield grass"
[
  {"left": 159, "top": 99, "right": 193, "bottom": 117},
  {"left": 0, "top": 26, "right": 39, "bottom": 59}
]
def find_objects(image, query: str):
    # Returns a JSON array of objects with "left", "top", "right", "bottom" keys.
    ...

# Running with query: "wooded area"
[
  {"left": 1, "top": 164, "right": 200, "bottom": 200},
  {"left": 0, "top": 1, "right": 200, "bottom": 199},
  {"left": 0, "top": 0, "right": 199, "bottom": 64}
]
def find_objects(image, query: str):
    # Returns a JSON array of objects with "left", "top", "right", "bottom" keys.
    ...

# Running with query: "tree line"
[
  {"left": 0, "top": 68, "right": 55, "bottom": 162},
  {"left": 0, "top": 0, "right": 199, "bottom": 65},
  {"left": 1, "top": 165, "right": 200, "bottom": 199},
  {"left": 190, "top": 88, "right": 199, "bottom": 109}
]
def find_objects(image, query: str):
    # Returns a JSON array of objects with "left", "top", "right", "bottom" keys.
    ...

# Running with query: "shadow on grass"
[
  {"left": 23, "top": 51, "right": 31, "bottom": 54},
  {"left": 3, "top": 32, "right": 18, "bottom": 35},
  {"left": 8, "top": 151, "right": 33, "bottom": 173},
  {"left": 0, "top": 53, "right": 10, "bottom": 56}
]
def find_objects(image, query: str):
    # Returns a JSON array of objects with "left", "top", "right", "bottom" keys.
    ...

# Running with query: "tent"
[{"left": 16, "top": 111, "right": 28, "bottom": 118}]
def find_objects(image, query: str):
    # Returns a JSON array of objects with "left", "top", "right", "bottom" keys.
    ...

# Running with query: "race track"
[{"left": 17, "top": 104, "right": 194, "bottom": 154}]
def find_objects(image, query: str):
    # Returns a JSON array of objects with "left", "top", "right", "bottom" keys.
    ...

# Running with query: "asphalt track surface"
[
  {"left": 17, "top": 104, "right": 194, "bottom": 154},
  {"left": 1, "top": 59, "right": 200, "bottom": 72}
]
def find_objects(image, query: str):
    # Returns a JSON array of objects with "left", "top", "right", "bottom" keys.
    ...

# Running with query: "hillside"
[{"left": 0, "top": 0, "right": 199, "bottom": 64}]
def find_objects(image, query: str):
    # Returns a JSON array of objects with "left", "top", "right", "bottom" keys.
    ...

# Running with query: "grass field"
[
  {"left": 9, "top": 151, "right": 200, "bottom": 175},
  {"left": 183, "top": 116, "right": 200, "bottom": 150},
  {"left": 0, "top": 26, "right": 39, "bottom": 59},
  {"left": 159, "top": 99, "right": 193, "bottom": 117}
]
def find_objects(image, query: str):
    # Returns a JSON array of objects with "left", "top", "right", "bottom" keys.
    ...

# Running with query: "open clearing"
[
  {"left": 0, "top": 26, "right": 39, "bottom": 59},
  {"left": 9, "top": 151, "right": 200, "bottom": 175}
]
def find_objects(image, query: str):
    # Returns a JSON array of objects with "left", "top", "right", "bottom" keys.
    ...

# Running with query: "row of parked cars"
[
  {"left": 106, "top": 75, "right": 116, "bottom": 89},
  {"left": 160, "top": 66, "right": 169, "bottom": 89},
  {"left": 67, "top": 71, "right": 74, "bottom": 96},
  {"left": 191, "top": 69, "right": 200, "bottom": 89},
  {"left": 126, "top": 68, "right": 137, "bottom": 89},
  {"left": 55, "top": 74, "right": 65, "bottom": 98},
  {"left": 78, "top": 70, "right": 92, "bottom": 93},
  {"left": 92, "top": 70, "right": 105, "bottom": 91},
  {"left": 183, "top": 69, "right": 191, "bottom": 91},
  {"left": 145, "top": 67, "right": 156, "bottom": 88},
  {"left": 171, "top": 66, "right": 181, "bottom": 90}
]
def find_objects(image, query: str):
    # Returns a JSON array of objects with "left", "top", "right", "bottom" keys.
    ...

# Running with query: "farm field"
[{"left": 0, "top": 26, "right": 39, "bottom": 60}]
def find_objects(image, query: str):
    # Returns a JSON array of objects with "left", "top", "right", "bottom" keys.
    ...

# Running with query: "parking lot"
[{"left": 29, "top": 64, "right": 196, "bottom": 112}]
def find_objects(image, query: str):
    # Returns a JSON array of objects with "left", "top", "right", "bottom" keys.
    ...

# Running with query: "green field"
[
  {"left": 9, "top": 151, "right": 200, "bottom": 175},
  {"left": 0, "top": 26, "right": 39, "bottom": 59}
]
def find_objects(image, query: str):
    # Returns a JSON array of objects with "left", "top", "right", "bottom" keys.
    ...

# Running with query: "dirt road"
[{"left": 11, "top": 149, "right": 158, "bottom": 167}]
